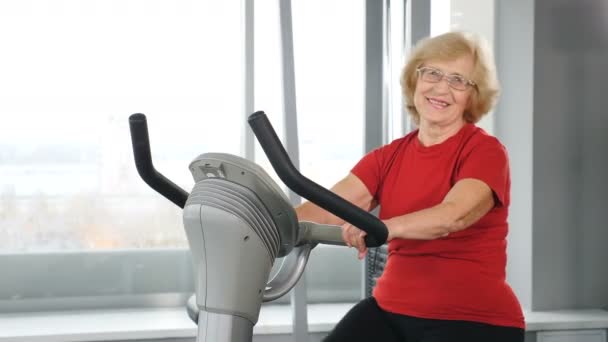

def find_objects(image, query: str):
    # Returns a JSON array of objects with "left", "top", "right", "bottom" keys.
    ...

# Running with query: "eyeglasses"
[{"left": 416, "top": 66, "right": 476, "bottom": 91}]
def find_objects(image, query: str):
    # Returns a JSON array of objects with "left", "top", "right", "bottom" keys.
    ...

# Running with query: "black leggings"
[{"left": 323, "top": 297, "right": 524, "bottom": 342}]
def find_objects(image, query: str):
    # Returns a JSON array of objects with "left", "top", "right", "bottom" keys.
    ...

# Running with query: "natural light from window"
[{"left": 0, "top": 0, "right": 365, "bottom": 252}]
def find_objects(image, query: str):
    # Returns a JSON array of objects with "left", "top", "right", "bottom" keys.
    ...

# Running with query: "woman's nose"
[{"left": 432, "top": 77, "right": 451, "bottom": 92}]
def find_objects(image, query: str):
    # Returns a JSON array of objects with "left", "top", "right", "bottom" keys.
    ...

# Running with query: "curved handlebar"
[
  {"left": 129, "top": 113, "right": 189, "bottom": 209},
  {"left": 247, "top": 111, "right": 388, "bottom": 247}
]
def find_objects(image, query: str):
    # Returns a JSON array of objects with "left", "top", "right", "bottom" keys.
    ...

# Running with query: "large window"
[
  {"left": 0, "top": 0, "right": 244, "bottom": 311},
  {"left": 0, "top": 1, "right": 244, "bottom": 252},
  {"left": 0, "top": 0, "right": 366, "bottom": 310}
]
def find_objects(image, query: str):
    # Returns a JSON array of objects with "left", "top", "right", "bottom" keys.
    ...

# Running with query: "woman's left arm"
[{"left": 385, "top": 178, "right": 495, "bottom": 240}]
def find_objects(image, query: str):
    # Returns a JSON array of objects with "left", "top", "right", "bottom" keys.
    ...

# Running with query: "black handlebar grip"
[
  {"left": 247, "top": 111, "right": 388, "bottom": 247},
  {"left": 129, "top": 113, "right": 189, "bottom": 209}
]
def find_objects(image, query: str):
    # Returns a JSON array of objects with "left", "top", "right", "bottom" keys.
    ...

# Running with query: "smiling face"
[{"left": 413, "top": 55, "right": 475, "bottom": 129}]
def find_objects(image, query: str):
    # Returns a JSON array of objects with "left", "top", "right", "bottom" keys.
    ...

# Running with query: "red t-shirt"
[{"left": 351, "top": 123, "right": 525, "bottom": 329}]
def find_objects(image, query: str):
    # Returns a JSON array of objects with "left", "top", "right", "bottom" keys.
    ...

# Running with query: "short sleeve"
[
  {"left": 455, "top": 139, "right": 510, "bottom": 207},
  {"left": 351, "top": 148, "right": 383, "bottom": 199}
]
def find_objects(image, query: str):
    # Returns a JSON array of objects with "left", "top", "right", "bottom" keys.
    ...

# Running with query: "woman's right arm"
[{"left": 294, "top": 172, "right": 377, "bottom": 225}]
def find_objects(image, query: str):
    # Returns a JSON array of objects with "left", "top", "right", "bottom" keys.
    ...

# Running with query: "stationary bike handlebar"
[
  {"left": 129, "top": 113, "right": 189, "bottom": 209},
  {"left": 129, "top": 112, "right": 388, "bottom": 247},
  {"left": 248, "top": 111, "right": 388, "bottom": 248}
]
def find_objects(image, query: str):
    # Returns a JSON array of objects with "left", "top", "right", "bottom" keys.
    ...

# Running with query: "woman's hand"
[
  {"left": 341, "top": 223, "right": 368, "bottom": 260},
  {"left": 342, "top": 220, "right": 397, "bottom": 260}
]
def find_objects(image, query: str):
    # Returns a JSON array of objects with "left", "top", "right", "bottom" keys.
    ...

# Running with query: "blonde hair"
[{"left": 401, "top": 31, "right": 500, "bottom": 124}]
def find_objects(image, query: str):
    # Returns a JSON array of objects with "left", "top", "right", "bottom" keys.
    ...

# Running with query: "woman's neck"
[{"left": 417, "top": 120, "right": 466, "bottom": 147}]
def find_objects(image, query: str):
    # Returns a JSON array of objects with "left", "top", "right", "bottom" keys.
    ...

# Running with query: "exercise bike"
[{"left": 128, "top": 111, "right": 387, "bottom": 341}]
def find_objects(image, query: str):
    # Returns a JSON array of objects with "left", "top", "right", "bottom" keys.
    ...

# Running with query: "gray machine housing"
[{"left": 183, "top": 153, "right": 343, "bottom": 341}]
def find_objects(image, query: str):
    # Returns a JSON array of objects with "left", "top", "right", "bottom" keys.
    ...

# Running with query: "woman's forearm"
[
  {"left": 386, "top": 179, "right": 495, "bottom": 241},
  {"left": 295, "top": 201, "right": 345, "bottom": 226},
  {"left": 385, "top": 202, "right": 464, "bottom": 240}
]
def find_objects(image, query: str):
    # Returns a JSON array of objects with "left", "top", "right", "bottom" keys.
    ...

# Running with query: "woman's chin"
[{"left": 419, "top": 112, "right": 463, "bottom": 127}]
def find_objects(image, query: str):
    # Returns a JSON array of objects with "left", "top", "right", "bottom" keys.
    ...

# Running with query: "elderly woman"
[{"left": 296, "top": 31, "right": 525, "bottom": 342}]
